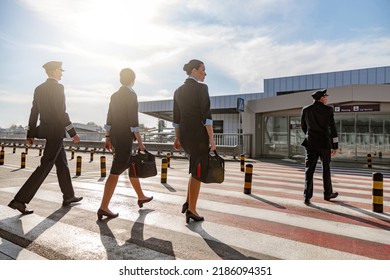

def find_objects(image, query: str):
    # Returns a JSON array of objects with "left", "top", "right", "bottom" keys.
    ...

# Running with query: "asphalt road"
[{"left": 0, "top": 146, "right": 389, "bottom": 261}]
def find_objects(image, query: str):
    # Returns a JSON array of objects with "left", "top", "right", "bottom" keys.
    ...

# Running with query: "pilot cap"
[
  {"left": 311, "top": 89, "right": 328, "bottom": 100},
  {"left": 42, "top": 61, "right": 64, "bottom": 71}
]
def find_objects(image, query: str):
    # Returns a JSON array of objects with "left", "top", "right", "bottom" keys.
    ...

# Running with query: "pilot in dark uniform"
[
  {"left": 8, "top": 61, "right": 83, "bottom": 215},
  {"left": 301, "top": 89, "right": 339, "bottom": 205}
]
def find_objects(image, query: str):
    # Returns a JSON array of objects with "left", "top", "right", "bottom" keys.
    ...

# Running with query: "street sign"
[{"left": 237, "top": 97, "right": 244, "bottom": 112}]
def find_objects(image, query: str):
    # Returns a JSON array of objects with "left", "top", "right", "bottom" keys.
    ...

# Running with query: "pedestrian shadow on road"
[
  {"left": 186, "top": 223, "right": 258, "bottom": 260},
  {"left": 249, "top": 194, "right": 286, "bottom": 209},
  {"left": 307, "top": 202, "right": 390, "bottom": 230},
  {"left": 0, "top": 207, "right": 71, "bottom": 259},
  {"left": 96, "top": 209, "right": 175, "bottom": 259}
]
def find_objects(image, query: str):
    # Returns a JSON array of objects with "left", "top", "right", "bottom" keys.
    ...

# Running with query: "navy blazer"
[
  {"left": 106, "top": 86, "right": 139, "bottom": 139},
  {"left": 27, "top": 78, "right": 76, "bottom": 139},
  {"left": 173, "top": 78, "right": 212, "bottom": 126},
  {"left": 301, "top": 100, "right": 338, "bottom": 150}
]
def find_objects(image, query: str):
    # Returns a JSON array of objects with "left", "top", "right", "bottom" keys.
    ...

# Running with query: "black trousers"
[
  {"left": 14, "top": 137, "right": 75, "bottom": 204},
  {"left": 304, "top": 148, "right": 334, "bottom": 199}
]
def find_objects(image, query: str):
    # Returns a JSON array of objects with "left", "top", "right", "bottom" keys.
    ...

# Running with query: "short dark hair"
[
  {"left": 183, "top": 59, "right": 204, "bottom": 75},
  {"left": 120, "top": 68, "right": 136, "bottom": 85}
]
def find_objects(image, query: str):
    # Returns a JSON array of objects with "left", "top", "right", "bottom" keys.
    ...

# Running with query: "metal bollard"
[
  {"left": 166, "top": 153, "right": 171, "bottom": 167},
  {"left": 240, "top": 154, "right": 245, "bottom": 172},
  {"left": 100, "top": 156, "right": 106, "bottom": 177},
  {"left": 0, "top": 150, "right": 4, "bottom": 165},
  {"left": 367, "top": 153, "right": 372, "bottom": 168},
  {"left": 13, "top": 145, "right": 16, "bottom": 154},
  {"left": 21, "top": 152, "right": 26, "bottom": 168},
  {"left": 372, "top": 173, "right": 383, "bottom": 213},
  {"left": 244, "top": 164, "right": 253, "bottom": 194},
  {"left": 76, "top": 156, "right": 82, "bottom": 176},
  {"left": 161, "top": 158, "right": 168, "bottom": 183}
]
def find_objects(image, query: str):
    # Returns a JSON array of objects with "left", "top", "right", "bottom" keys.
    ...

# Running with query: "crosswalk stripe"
[{"left": 1, "top": 158, "right": 389, "bottom": 259}]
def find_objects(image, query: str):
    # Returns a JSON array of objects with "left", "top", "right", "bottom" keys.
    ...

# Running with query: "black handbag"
[
  {"left": 128, "top": 150, "right": 157, "bottom": 178},
  {"left": 195, "top": 150, "right": 225, "bottom": 184}
]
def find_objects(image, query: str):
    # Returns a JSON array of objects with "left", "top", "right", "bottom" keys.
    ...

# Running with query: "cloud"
[
  {"left": 19, "top": 0, "right": 390, "bottom": 94},
  {"left": 0, "top": 88, "right": 31, "bottom": 104},
  {"left": 1, "top": 0, "right": 388, "bottom": 128}
]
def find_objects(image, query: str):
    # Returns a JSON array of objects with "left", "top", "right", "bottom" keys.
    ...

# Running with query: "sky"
[{"left": 0, "top": 0, "right": 389, "bottom": 129}]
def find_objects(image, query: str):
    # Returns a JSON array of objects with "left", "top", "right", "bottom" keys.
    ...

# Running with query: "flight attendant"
[{"left": 173, "top": 59, "right": 216, "bottom": 223}]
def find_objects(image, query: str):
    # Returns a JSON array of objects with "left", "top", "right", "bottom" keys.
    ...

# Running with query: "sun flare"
[{"left": 73, "top": 1, "right": 163, "bottom": 45}]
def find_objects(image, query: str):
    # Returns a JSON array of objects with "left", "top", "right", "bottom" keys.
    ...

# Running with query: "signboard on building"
[
  {"left": 334, "top": 104, "right": 380, "bottom": 113},
  {"left": 237, "top": 97, "right": 245, "bottom": 112}
]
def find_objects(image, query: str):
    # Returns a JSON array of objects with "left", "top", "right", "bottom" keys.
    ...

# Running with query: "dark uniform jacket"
[
  {"left": 173, "top": 78, "right": 212, "bottom": 127},
  {"left": 301, "top": 100, "right": 338, "bottom": 150},
  {"left": 173, "top": 78, "right": 212, "bottom": 151},
  {"left": 106, "top": 86, "right": 139, "bottom": 140},
  {"left": 27, "top": 78, "right": 76, "bottom": 139}
]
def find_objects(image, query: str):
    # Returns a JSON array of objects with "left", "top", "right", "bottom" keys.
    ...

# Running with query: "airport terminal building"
[{"left": 139, "top": 66, "right": 390, "bottom": 162}]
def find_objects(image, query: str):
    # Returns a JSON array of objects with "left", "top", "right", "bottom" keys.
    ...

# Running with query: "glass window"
[
  {"left": 289, "top": 116, "right": 305, "bottom": 158},
  {"left": 385, "top": 116, "right": 390, "bottom": 134},
  {"left": 356, "top": 115, "right": 369, "bottom": 133},
  {"left": 385, "top": 116, "right": 390, "bottom": 156},
  {"left": 370, "top": 116, "right": 383, "bottom": 134},
  {"left": 335, "top": 114, "right": 355, "bottom": 159},
  {"left": 263, "top": 116, "right": 288, "bottom": 156}
]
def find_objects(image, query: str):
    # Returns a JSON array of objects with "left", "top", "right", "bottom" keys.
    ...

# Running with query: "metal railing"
[{"left": 0, "top": 132, "right": 252, "bottom": 159}]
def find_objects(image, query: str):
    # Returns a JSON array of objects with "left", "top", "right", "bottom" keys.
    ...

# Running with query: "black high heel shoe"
[
  {"left": 181, "top": 202, "right": 189, "bottom": 214},
  {"left": 186, "top": 210, "right": 204, "bottom": 223},
  {"left": 97, "top": 209, "right": 119, "bottom": 221},
  {"left": 138, "top": 196, "right": 153, "bottom": 208}
]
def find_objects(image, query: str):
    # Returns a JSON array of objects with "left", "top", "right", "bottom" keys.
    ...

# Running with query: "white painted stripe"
[
  {"left": 0, "top": 206, "right": 170, "bottom": 260},
  {"left": 27, "top": 181, "right": 387, "bottom": 245},
  {"left": 0, "top": 238, "right": 46, "bottom": 260},
  {"left": 0, "top": 205, "right": 372, "bottom": 260}
]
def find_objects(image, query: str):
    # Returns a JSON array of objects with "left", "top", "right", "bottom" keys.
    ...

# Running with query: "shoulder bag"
[
  {"left": 195, "top": 150, "right": 225, "bottom": 184},
  {"left": 128, "top": 150, "right": 158, "bottom": 178}
]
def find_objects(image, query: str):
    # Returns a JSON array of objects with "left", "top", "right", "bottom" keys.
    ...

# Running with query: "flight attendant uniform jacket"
[
  {"left": 173, "top": 77, "right": 213, "bottom": 176},
  {"left": 104, "top": 86, "right": 140, "bottom": 175}
]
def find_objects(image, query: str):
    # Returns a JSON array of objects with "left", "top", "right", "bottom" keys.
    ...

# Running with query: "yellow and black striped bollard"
[
  {"left": 0, "top": 150, "right": 4, "bottom": 165},
  {"left": 161, "top": 158, "right": 168, "bottom": 183},
  {"left": 21, "top": 152, "right": 26, "bottom": 168},
  {"left": 367, "top": 153, "right": 372, "bottom": 168},
  {"left": 90, "top": 149, "right": 95, "bottom": 162},
  {"left": 372, "top": 172, "right": 383, "bottom": 213},
  {"left": 240, "top": 154, "right": 245, "bottom": 172},
  {"left": 166, "top": 153, "right": 171, "bottom": 167},
  {"left": 39, "top": 146, "right": 43, "bottom": 156},
  {"left": 25, "top": 146, "right": 28, "bottom": 155},
  {"left": 100, "top": 156, "right": 106, "bottom": 177},
  {"left": 71, "top": 148, "right": 75, "bottom": 160},
  {"left": 76, "top": 156, "right": 82, "bottom": 176},
  {"left": 13, "top": 144, "right": 16, "bottom": 154},
  {"left": 244, "top": 164, "right": 253, "bottom": 194}
]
